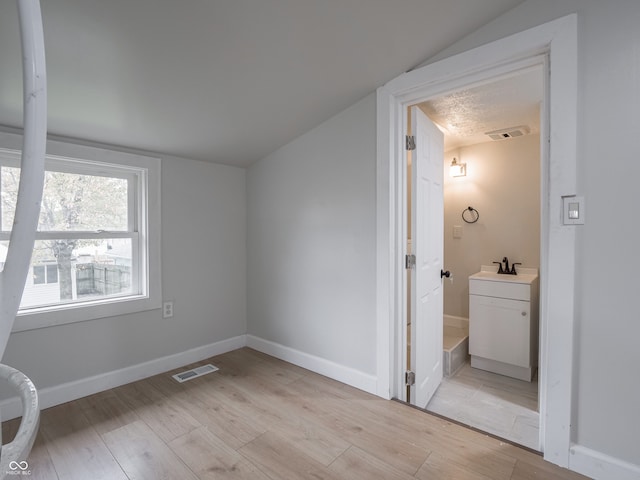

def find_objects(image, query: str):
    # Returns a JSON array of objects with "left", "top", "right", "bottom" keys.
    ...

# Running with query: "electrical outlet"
[{"left": 163, "top": 301, "right": 174, "bottom": 318}]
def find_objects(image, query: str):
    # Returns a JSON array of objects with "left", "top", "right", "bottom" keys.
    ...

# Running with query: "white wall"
[
  {"left": 425, "top": 0, "right": 640, "bottom": 470},
  {"left": 0, "top": 135, "right": 246, "bottom": 400},
  {"left": 247, "top": 93, "right": 377, "bottom": 379},
  {"left": 444, "top": 135, "right": 540, "bottom": 318}
]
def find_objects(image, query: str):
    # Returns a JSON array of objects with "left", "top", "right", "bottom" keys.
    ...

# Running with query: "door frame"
[{"left": 375, "top": 14, "right": 577, "bottom": 468}]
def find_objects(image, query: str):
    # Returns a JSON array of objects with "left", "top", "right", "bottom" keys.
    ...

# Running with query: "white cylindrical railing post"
[
  {"left": 0, "top": 365, "right": 39, "bottom": 476},
  {"left": 0, "top": 0, "right": 46, "bottom": 474},
  {"left": 0, "top": 0, "right": 47, "bottom": 355}
]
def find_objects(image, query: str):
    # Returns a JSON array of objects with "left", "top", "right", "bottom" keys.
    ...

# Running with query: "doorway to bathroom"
[
  {"left": 378, "top": 14, "right": 578, "bottom": 464},
  {"left": 405, "top": 65, "right": 544, "bottom": 450}
]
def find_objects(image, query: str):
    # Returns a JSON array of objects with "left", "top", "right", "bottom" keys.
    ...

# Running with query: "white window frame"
[{"left": 0, "top": 132, "right": 161, "bottom": 332}]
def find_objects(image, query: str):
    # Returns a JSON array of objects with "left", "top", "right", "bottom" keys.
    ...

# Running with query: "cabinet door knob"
[{"left": 521, "top": 311, "right": 527, "bottom": 316}]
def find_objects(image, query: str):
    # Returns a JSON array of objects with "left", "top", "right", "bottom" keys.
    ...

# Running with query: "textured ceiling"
[
  {"left": 0, "top": 0, "right": 525, "bottom": 167},
  {"left": 420, "top": 67, "right": 543, "bottom": 151}
]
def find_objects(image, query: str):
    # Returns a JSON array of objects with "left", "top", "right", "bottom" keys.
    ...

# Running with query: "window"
[
  {"left": 0, "top": 135, "right": 161, "bottom": 331},
  {"left": 32, "top": 264, "right": 58, "bottom": 285},
  {"left": 32, "top": 265, "right": 46, "bottom": 284},
  {"left": 46, "top": 264, "right": 59, "bottom": 284}
]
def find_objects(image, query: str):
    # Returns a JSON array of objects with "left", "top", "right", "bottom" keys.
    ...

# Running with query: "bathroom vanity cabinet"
[{"left": 469, "top": 267, "right": 539, "bottom": 382}]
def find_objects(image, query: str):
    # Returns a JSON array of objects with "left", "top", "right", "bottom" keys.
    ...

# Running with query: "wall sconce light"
[{"left": 450, "top": 157, "right": 466, "bottom": 177}]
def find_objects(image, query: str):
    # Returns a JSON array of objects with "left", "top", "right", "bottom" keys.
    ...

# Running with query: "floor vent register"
[{"left": 172, "top": 364, "right": 219, "bottom": 383}]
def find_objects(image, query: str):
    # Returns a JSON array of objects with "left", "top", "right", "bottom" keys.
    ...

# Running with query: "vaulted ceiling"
[{"left": 0, "top": 0, "right": 525, "bottom": 167}]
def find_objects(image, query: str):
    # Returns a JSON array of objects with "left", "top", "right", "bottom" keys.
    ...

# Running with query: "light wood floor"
[{"left": 2, "top": 348, "right": 591, "bottom": 480}]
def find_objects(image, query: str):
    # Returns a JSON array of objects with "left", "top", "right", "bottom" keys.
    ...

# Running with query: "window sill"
[{"left": 13, "top": 295, "right": 162, "bottom": 332}]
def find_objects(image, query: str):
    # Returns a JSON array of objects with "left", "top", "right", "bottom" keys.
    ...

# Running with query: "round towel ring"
[{"left": 462, "top": 206, "right": 479, "bottom": 224}]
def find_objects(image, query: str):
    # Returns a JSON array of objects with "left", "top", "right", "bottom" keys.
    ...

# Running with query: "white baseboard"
[
  {"left": 0, "top": 334, "right": 247, "bottom": 421},
  {"left": 569, "top": 444, "right": 640, "bottom": 480},
  {"left": 246, "top": 335, "right": 377, "bottom": 395}
]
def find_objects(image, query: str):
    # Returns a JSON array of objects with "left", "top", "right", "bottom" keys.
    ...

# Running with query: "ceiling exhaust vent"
[
  {"left": 485, "top": 125, "right": 531, "bottom": 141},
  {"left": 172, "top": 363, "right": 219, "bottom": 383}
]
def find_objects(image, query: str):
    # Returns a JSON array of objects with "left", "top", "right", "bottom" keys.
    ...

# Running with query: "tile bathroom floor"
[{"left": 426, "top": 361, "right": 540, "bottom": 451}]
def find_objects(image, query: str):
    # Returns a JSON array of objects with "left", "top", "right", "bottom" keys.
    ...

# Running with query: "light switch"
[
  {"left": 453, "top": 225, "right": 463, "bottom": 238},
  {"left": 563, "top": 196, "right": 585, "bottom": 225},
  {"left": 568, "top": 202, "right": 580, "bottom": 219}
]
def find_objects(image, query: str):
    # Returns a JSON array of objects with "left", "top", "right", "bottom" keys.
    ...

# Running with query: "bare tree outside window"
[{"left": 1, "top": 166, "right": 129, "bottom": 305}]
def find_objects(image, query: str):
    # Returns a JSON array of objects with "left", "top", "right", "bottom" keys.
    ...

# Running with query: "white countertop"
[{"left": 469, "top": 265, "right": 538, "bottom": 285}]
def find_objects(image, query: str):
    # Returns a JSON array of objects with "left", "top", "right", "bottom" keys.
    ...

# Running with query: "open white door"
[{"left": 409, "top": 106, "right": 444, "bottom": 408}]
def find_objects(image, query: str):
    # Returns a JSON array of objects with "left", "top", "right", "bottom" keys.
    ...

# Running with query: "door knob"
[{"left": 440, "top": 269, "right": 451, "bottom": 279}]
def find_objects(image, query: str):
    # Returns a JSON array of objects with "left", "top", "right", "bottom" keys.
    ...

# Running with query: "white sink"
[{"left": 469, "top": 265, "right": 538, "bottom": 285}]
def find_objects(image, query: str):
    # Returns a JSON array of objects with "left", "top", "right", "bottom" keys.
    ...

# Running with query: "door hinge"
[
  {"left": 405, "top": 254, "right": 416, "bottom": 269},
  {"left": 405, "top": 370, "right": 415, "bottom": 386},
  {"left": 405, "top": 135, "right": 416, "bottom": 151}
]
